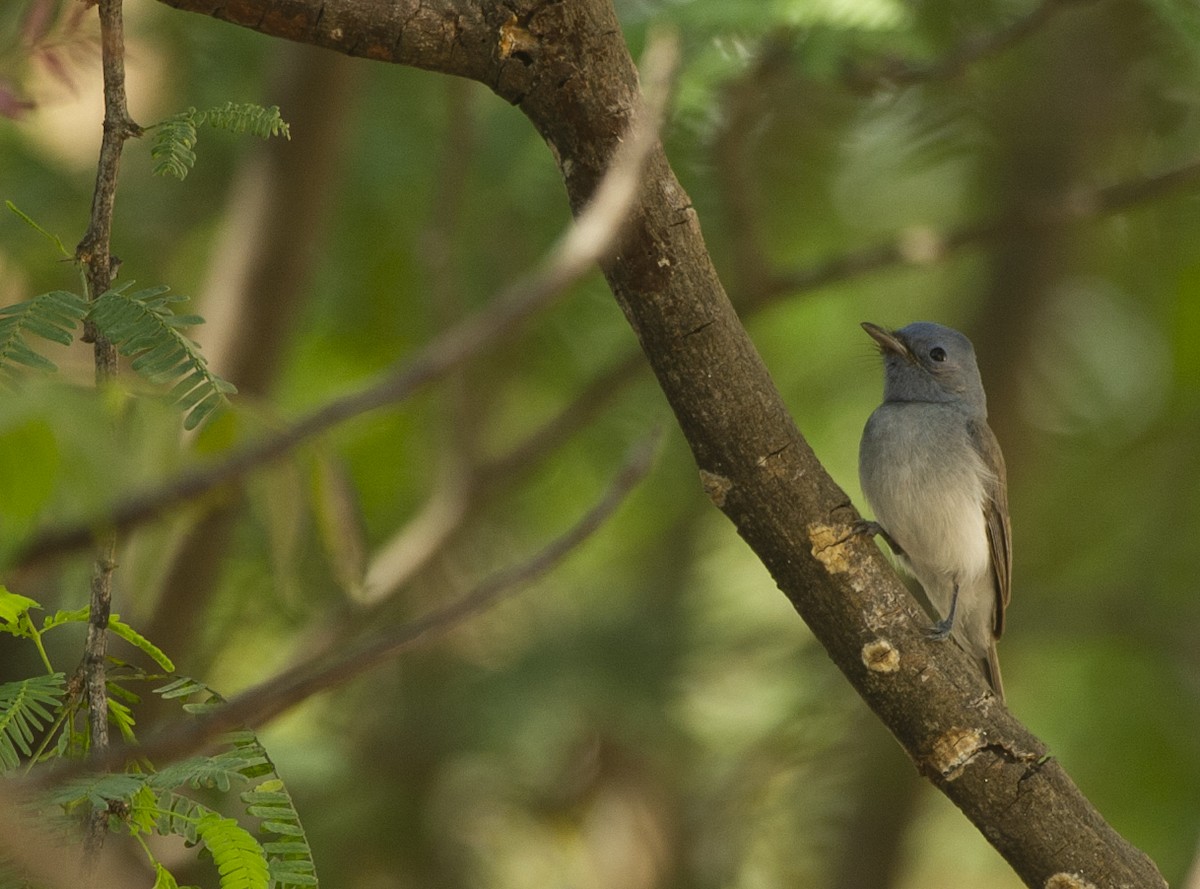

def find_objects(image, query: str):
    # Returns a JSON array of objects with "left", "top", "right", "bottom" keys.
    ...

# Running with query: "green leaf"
[
  {"left": 153, "top": 676, "right": 209, "bottom": 700},
  {"left": 0, "top": 291, "right": 87, "bottom": 379},
  {"left": 153, "top": 862, "right": 181, "bottom": 889},
  {"left": 5, "top": 201, "right": 71, "bottom": 257},
  {"left": 88, "top": 285, "right": 236, "bottom": 429},
  {"left": 150, "top": 103, "right": 289, "bottom": 181},
  {"left": 109, "top": 614, "right": 176, "bottom": 672},
  {"left": 107, "top": 696, "right": 137, "bottom": 744},
  {"left": 127, "top": 784, "right": 160, "bottom": 836},
  {"left": 196, "top": 813, "right": 270, "bottom": 889},
  {"left": 41, "top": 607, "right": 88, "bottom": 631},
  {"left": 0, "top": 673, "right": 65, "bottom": 772},
  {"left": 46, "top": 772, "right": 146, "bottom": 808},
  {"left": 0, "top": 588, "right": 40, "bottom": 630}
]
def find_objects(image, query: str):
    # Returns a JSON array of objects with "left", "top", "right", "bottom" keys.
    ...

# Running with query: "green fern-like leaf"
[
  {"left": 198, "top": 102, "right": 291, "bottom": 140},
  {"left": 150, "top": 114, "right": 199, "bottom": 180},
  {"left": 151, "top": 103, "right": 290, "bottom": 180},
  {"left": 153, "top": 676, "right": 211, "bottom": 700},
  {"left": 42, "top": 607, "right": 176, "bottom": 671},
  {"left": 234, "top": 746, "right": 319, "bottom": 887},
  {"left": 151, "top": 678, "right": 320, "bottom": 887},
  {"left": 155, "top": 789, "right": 208, "bottom": 843},
  {"left": 89, "top": 283, "right": 236, "bottom": 429},
  {"left": 0, "top": 673, "right": 65, "bottom": 772},
  {"left": 148, "top": 749, "right": 261, "bottom": 794},
  {"left": 0, "top": 588, "right": 40, "bottom": 632},
  {"left": 0, "top": 291, "right": 88, "bottom": 379},
  {"left": 152, "top": 861, "right": 186, "bottom": 889},
  {"left": 45, "top": 771, "right": 146, "bottom": 809},
  {"left": 197, "top": 812, "right": 270, "bottom": 889}
]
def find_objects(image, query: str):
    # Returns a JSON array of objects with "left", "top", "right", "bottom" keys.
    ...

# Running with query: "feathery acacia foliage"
[
  {"left": 90, "top": 283, "right": 237, "bottom": 429},
  {"left": 0, "top": 674, "right": 65, "bottom": 772},
  {"left": 0, "top": 291, "right": 87, "bottom": 379},
  {"left": 150, "top": 102, "right": 291, "bottom": 180},
  {"left": 0, "top": 590, "right": 318, "bottom": 888},
  {"left": 0, "top": 281, "right": 236, "bottom": 430}
]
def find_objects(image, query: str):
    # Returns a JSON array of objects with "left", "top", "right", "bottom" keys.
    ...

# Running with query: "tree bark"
[{"left": 151, "top": 1, "right": 1167, "bottom": 885}]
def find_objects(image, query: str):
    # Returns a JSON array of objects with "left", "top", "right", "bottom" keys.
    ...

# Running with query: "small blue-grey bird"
[{"left": 858, "top": 321, "right": 1011, "bottom": 700}]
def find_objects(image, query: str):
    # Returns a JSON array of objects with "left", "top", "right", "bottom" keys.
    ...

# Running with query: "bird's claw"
[
  {"left": 848, "top": 519, "right": 904, "bottom": 557},
  {"left": 926, "top": 616, "right": 954, "bottom": 641}
]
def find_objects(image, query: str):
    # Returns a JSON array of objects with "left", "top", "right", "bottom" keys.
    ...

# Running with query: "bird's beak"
[{"left": 861, "top": 322, "right": 911, "bottom": 359}]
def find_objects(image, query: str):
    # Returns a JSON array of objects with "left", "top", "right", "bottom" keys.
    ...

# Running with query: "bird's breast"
[{"left": 859, "top": 403, "right": 993, "bottom": 585}]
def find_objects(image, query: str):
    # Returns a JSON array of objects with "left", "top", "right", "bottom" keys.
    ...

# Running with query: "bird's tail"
[{"left": 984, "top": 643, "right": 1005, "bottom": 702}]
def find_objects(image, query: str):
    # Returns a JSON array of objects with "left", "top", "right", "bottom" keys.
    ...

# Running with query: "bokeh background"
[{"left": 2, "top": 0, "right": 1200, "bottom": 886}]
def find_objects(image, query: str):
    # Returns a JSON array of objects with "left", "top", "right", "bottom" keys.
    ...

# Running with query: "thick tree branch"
[{"left": 129, "top": 0, "right": 1168, "bottom": 884}]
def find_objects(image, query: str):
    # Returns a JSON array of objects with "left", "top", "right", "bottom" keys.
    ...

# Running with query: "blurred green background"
[{"left": 3, "top": 0, "right": 1200, "bottom": 886}]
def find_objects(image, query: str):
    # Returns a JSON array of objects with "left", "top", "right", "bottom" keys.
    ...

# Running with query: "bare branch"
[
  {"left": 67, "top": 428, "right": 661, "bottom": 775},
  {"left": 11, "top": 31, "right": 679, "bottom": 573},
  {"left": 755, "top": 156, "right": 1200, "bottom": 304},
  {"left": 362, "top": 351, "right": 644, "bottom": 600},
  {"left": 844, "top": 0, "right": 1100, "bottom": 92},
  {"left": 74, "top": 0, "right": 143, "bottom": 862}
]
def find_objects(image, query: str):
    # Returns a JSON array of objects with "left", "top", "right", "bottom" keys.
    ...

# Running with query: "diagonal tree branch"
[
  {"left": 755, "top": 156, "right": 1200, "bottom": 304},
  {"left": 65, "top": 428, "right": 661, "bottom": 777},
  {"left": 11, "top": 32, "right": 677, "bottom": 572},
  {"left": 80, "top": 0, "right": 1173, "bottom": 884},
  {"left": 844, "top": 0, "right": 1101, "bottom": 92}
]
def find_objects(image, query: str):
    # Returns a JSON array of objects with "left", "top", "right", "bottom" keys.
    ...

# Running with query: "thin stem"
[
  {"left": 13, "top": 31, "right": 678, "bottom": 572},
  {"left": 75, "top": 0, "right": 141, "bottom": 865},
  {"left": 72, "top": 428, "right": 661, "bottom": 776}
]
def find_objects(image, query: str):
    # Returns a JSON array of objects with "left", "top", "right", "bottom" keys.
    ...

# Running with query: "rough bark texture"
[{"left": 152, "top": 0, "right": 1166, "bottom": 886}]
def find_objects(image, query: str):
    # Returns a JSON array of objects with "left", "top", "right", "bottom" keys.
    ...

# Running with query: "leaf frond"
[
  {"left": 150, "top": 103, "right": 290, "bottom": 180},
  {"left": 89, "top": 285, "right": 236, "bottom": 429},
  {"left": 0, "top": 674, "right": 66, "bottom": 772},
  {"left": 0, "top": 291, "right": 87, "bottom": 380},
  {"left": 196, "top": 813, "right": 270, "bottom": 889}
]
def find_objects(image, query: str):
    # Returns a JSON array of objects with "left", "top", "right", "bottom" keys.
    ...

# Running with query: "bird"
[{"left": 858, "top": 321, "right": 1011, "bottom": 700}]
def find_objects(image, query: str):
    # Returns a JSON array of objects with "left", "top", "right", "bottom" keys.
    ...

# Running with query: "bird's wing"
[{"left": 969, "top": 419, "right": 1012, "bottom": 639}]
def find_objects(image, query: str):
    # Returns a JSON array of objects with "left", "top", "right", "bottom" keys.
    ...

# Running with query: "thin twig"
[
  {"left": 74, "top": 0, "right": 141, "bottom": 863},
  {"left": 12, "top": 31, "right": 680, "bottom": 573},
  {"left": 844, "top": 0, "right": 1099, "bottom": 92},
  {"left": 362, "top": 351, "right": 644, "bottom": 601},
  {"left": 756, "top": 156, "right": 1200, "bottom": 303},
  {"left": 74, "top": 428, "right": 661, "bottom": 774},
  {"left": 356, "top": 78, "right": 482, "bottom": 605}
]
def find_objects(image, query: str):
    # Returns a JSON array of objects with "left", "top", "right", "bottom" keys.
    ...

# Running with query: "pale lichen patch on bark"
[
  {"left": 808, "top": 521, "right": 856, "bottom": 574},
  {"left": 930, "top": 726, "right": 986, "bottom": 780},
  {"left": 862, "top": 638, "right": 900, "bottom": 673},
  {"left": 699, "top": 468, "right": 732, "bottom": 508}
]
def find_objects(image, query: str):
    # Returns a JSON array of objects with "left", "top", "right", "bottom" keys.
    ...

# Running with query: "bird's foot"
[
  {"left": 926, "top": 583, "right": 960, "bottom": 641},
  {"left": 847, "top": 519, "right": 905, "bottom": 557},
  {"left": 926, "top": 615, "right": 954, "bottom": 641}
]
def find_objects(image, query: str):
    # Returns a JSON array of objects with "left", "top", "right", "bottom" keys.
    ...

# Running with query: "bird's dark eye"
[{"left": 929, "top": 347, "right": 947, "bottom": 362}]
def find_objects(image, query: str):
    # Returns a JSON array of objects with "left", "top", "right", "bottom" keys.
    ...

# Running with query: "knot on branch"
[
  {"left": 1044, "top": 873, "right": 1098, "bottom": 889},
  {"left": 928, "top": 725, "right": 986, "bottom": 780},
  {"left": 861, "top": 639, "right": 900, "bottom": 674},
  {"left": 807, "top": 521, "right": 857, "bottom": 574},
  {"left": 699, "top": 468, "right": 732, "bottom": 508}
]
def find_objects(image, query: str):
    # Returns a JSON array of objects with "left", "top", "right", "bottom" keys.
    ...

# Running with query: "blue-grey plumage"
[{"left": 859, "top": 321, "right": 1011, "bottom": 700}]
